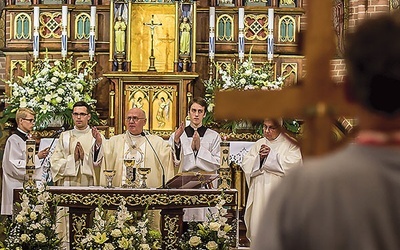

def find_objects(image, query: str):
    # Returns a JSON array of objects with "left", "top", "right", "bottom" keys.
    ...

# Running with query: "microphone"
[
  {"left": 40, "top": 126, "right": 65, "bottom": 168},
  {"left": 140, "top": 131, "right": 167, "bottom": 189},
  {"left": 52, "top": 126, "right": 66, "bottom": 137}
]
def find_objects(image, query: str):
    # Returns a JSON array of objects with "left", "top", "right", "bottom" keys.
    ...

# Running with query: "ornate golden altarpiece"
[
  {"left": 14, "top": 187, "right": 238, "bottom": 250},
  {"left": 105, "top": 0, "right": 198, "bottom": 137}
]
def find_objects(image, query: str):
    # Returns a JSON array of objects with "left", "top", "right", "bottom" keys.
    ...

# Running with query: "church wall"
[{"left": 330, "top": 0, "right": 391, "bottom": 83}]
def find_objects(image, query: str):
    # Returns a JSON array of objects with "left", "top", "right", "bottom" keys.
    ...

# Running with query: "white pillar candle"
[
  {"left": 268, "top": 8, "right": 274, "bottom": 30},
  {"left": 209, "top": 32, "right": 215, "bottom": 60},
  {"left": 33, "top": 6, "right": 39, "bottom": 28},
  {"left": 90, "top": 6, "right": 96, "bottom": 27},
  {"left": 209, "top": 7, "right": 215, "bottom": 60},
  {"left": 209, "top": 7, "right": 215, "bottom": 28},
  {"left": 62, "top": 6, "right": 68, "bottom": 27},
  {"left": 33, "top": 30, "right": 39, "bottom": 59},
  {"left": 238, "top": 8, "right": 244, "bottom": 30}
]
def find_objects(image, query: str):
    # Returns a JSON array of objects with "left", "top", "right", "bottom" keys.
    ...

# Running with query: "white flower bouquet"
[
  {"left": 78, "top": 199, "right": 162, "bottom": 250},
  {"left": 1, "top": 56, "right": 100, "bottom": 130},
  {"left": 203, "top": 55, "right": 301, "bottom": 135},
  {"left": 3, "top": 185, "right": 62, "bottom": 250},
  {"left": 179, "top": 194, "right": 235, "bottom": 250}
]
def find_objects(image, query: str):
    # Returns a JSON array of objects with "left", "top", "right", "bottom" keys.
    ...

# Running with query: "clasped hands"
[
  {"left": 259, "top": 144, "right": 270, "bottom": 160},
  {"left": 174, "top": 121, "right": 200, "bottom": 152},
  {"left": 74, "top": 142, "right": 84, "bottom": 162}
]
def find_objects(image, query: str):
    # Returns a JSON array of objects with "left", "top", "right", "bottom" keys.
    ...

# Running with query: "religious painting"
[
  {"left": 125, "top": 83, "right": 178, "bottom": 134},
  {"left": 152, "top": 90, "right": 174, "bottom": 130},
  {"left": 333, "top": 0, "right": 349, "bottom": 57},
  {"left": 130, "top": 4, "right": 175, "bottom": 72}
]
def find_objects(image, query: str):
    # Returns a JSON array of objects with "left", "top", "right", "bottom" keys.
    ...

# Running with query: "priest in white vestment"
[
  {"left": 1, "top": 108, "right": 49, "bottom": 215},
  {"left": 242, "top": 118, "right": 302, "bottom": 243},
  {"left": 169, "top": 97, "right": 221, "bottom": 221},
  {"left": 94, "top": 108, "right": 175, "bottom": 228},
  {"left": 50, "top": 101, "right": 105, "bottom": 249},
  {"left": 51, "top": 101, "right": 104, "bottom": 186}
]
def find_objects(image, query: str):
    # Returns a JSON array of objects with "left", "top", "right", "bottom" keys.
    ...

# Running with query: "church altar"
[{"left": 14, "top": 187, "right": 238, "bottom": 250}]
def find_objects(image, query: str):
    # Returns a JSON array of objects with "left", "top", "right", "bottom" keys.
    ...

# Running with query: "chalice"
[
  {"left": 103, "top": 170, "right": 116, "bottom": 188},
  {"left": 138, "top": 167, "right": 151, "bottom": 189},
  {"left": 123, "top": 158, "right": 137, "bottom": 188}
]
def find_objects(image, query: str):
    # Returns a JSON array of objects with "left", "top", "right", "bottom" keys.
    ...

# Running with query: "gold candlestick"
[
  {"left": 218, "top": 139, "right": 231, "bottom": 190},
  {"left": 24, "top": 139, "right": 36, "bottom": 189}
]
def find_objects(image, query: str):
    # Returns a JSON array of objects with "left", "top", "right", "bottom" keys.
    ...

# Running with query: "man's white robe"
[
  {"left": 1, "top": 133, "right": 42, "bottom": 215},
  {"left": 50, "top": 127, "right": 105, "bottom": 249},
  {"left": 242, "top": 133, "right": 302, "bottom": 242},
  {"left": 169, "top": 126, "right": 221, "bottom": 221},
  {"left": 99, "top": 133, "right": 175, "bottom": 188},
  {"left": 50, "top": 127, "right": 104, "bottom": 186}
]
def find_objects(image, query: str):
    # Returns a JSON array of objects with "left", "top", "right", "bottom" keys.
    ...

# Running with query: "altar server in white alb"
[
  {"left": 51, "top": 101, "right": 104, "bottom": 186},
  {"left": 169, "top": 97, "right": 221, "bottom": 221},
  {"left": 242, "top": 118, "right": 302, "bottom": 243},
  {"left": 1, "top": 108, "right": 49, "bottom": 215}
]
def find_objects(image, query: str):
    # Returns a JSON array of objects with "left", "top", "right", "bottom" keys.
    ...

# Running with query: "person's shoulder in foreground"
[{"left": 252, "top": 11, "right": 400, "bottom": 250}]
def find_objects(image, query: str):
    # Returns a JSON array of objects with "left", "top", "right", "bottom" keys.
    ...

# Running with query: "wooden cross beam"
[{"left": 214, "top": 0, "right": 358, "bottom": 156}]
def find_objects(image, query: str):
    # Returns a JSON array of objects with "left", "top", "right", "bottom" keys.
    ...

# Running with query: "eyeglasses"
[
  {"left": 72, "top": 113, "right": 89, "bottom": 117},
  {"left": 22, "top": 118, "right": 35, "bottom": 123},
  {"left": 263, "top": 125, "right": 278, "bottom": 131},
  {"left": 125, "top": 116, "right": 146, "bottom": 122}
]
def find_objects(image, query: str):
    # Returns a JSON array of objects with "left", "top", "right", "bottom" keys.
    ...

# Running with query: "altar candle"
[
  {"left": 209, "top": 7, "right": 215, "bottom": 60},
  {"left": 238, "top": 8, "right": 245, "bottom": 60},
  {"left": 62, "top": 6, "right": 68, "bottom": 27},
  {"left": 268, "top": 8, "right": 274, "bottom": 30},
  {"left": 33, "top": 6, "right": 39, "bottom": 28},
  {"left": 238, "top": 8, "right": 244, "bottom": 30},
  {"left": 26, "top": 139, "right": 36, "bottom": 171},
  {"left": 90, "top": 6, "right": 96, "bottom": 27},
  {"left": 33, "top": 7, "right": 40, "bottom": 59},
  {"left": 209, "top": 7, "right": 215, "bottom": 28}
]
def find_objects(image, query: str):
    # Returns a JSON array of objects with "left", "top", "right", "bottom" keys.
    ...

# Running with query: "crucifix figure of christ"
[
  {"left": 143, "top": 15, "right": 162, "bottom": 72},
  {"left": 214, "top": 0, "right": 358, "bottom": 157}
]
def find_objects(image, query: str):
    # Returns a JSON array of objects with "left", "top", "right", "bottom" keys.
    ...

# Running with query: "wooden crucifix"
[
  {"left": 143, "top": 15, "right": 162, "bottom": 72},
  {"left": 214, "top": 0, "right": 358, "bottom": 157}
]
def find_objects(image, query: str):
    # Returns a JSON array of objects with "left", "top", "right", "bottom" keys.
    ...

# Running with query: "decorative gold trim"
[
  {"left": 163, "top": 215, "right": 180, "bottom": 249},
  {"left": 74, "top": 13, "right": 91, "bottom": 40},
  {"left": 52, "top": 192, "right": 236, "bottom": 207},
  {"left": 10, "top": 60, "right": 27, "bottom": 79},
  {"left": 72, "top": 213, "right": 88, "bottom": 249},
  {"left": 14, "top": 13, "right": 31, "bottom": 39},
  {"left": 216, "top": 14, "right": 234, "bottom": 42},
  {"left": 219, "top": 132, "right": 262, "bottom": 141}
]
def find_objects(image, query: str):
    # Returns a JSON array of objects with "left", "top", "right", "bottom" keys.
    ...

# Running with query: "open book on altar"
[{"left": 166, "top": 172, "right": 219, "bottom": 189}]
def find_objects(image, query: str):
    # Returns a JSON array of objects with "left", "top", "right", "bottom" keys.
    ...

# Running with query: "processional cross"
[
  {"left": 214, "top": 0, "right": 358, "bottom": 157},
  {"left": 143, "top": 15, "right": 162, "bottom": 72}
]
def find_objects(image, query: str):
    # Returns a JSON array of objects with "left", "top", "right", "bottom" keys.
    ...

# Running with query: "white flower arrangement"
[
  {"left": 78, "top": 199, "right": 162, "bottom": 250},
  {"left": 3, "top": 185, "right": 62, "bottom": 250},
  {"left": 1, "top": 56, "right": 100, "bottom": 130},
  {"left": 216, "top": 58, "right": 284, "bottom": 92},
  {"left": 180, "top": 194, "right": 235, "bottom": 250}
]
